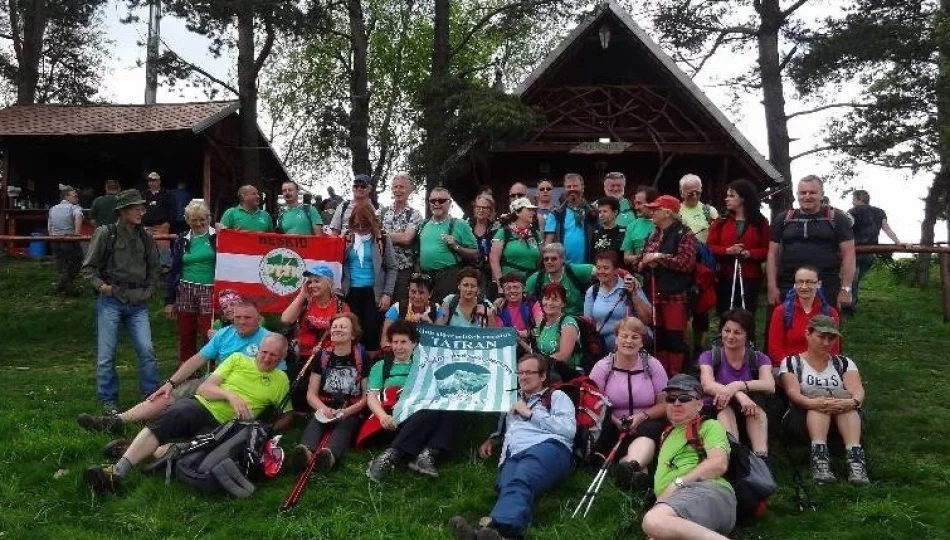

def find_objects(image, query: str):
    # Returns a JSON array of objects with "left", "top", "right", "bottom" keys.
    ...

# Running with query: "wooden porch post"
[
  {"left": 203, "top": 142, "right": 212, "bottom": 218},
  {"left": 0, "top": 147, "right": 9, "bottom": 237}
]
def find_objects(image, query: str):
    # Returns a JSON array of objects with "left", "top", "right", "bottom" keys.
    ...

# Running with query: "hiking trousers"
[
  {"left": 491, "top": 439, "right": 572, "bottom": 536},
  {"left": 392, "top": 409, "right": 460, "bottom": 457},
  {"left": 52, "top": 241, "right": 83, "bottom": 293},
  {"left": 300, "top": 414, "right": 361, "bottom": 461}
]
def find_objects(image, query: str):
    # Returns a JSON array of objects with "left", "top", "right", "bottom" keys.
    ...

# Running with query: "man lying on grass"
[
  {"left": 641, "top": 374, "right": 735, "bottom": 540},
  {"left": 83, "top": 333, "right": 290, "bottom": 493},
  {"left": 450, "top": 353, "right": 576, "bottom": 540},
  {"left": 76, "top": 300, "right": 272, "bottom": 435}
]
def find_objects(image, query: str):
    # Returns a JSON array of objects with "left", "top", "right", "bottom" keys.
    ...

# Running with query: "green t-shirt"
[
  {"left": 492, "top": 226, "right": 541, "bottom": 275},
  {"left": 536, "top": 315, "right": 581, "bottom": 368},
  {"left": 197, "top": 353, "right": 290, "bottom": 424},
  {"left": 367, "top": 358, "right": 413, "bottom": 391},
  {"left": 278, "top": 204, "right": 323, "bottom": 234},
  {"left": 90, "top": 194, "right": 118, "bottom": 226},
  {"left": 221, "top": 206, "right": 274, "bottom": 232},
  {"left": 654, "top": 419, "right": 733, "bottom": 495},
  {"left": 621, "top": 217, "right": 656, "bottom": 255},
  {"left": 524, "top": 263, "right": 594, "bottom": 316},
  {"left": 419, "top": 218, "right": 477, "bottom": 271},
  {"left": 181, "top": 232, "right": 215, "bottom": 285},
  {"left": 616, "top": 198, "right": 636, "bottom": 228}
]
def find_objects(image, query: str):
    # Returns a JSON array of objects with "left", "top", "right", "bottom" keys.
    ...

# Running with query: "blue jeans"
[
  {"left": 491, "top": 439, "right": 572, "bottom": 535},
  {"left": 95, "top": 295, "right": 160, "bottom": 404},
  {"left": 852, "top": 254, "right": 876, "bottom": 309}
]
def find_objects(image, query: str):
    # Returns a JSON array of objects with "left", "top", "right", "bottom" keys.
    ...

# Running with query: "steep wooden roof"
[
  {"left": 514, "top": 1, "right": 784, "bottom": 184},
  {"left": 0, "top": 101, "right": 240, "bottom": 136}
]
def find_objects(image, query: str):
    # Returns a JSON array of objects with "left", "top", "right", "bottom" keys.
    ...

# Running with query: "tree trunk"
[
  {"left": 919, "top": 0, "right": 950, "bottom": 286},
  {"left": 756, "top": 0, "right": 793, "bottom": 216},
  {"left": 237, "top": 9, "right": 261, "bottom": 186},
  {"left": 347, "top": 0, "right": 371, "bottom": 179},
  {"left": 422, "top": 0, "right": 452, "bottom": 201},
  {"left": 13, "top": 0, "right": 49, "bottom": 105}
]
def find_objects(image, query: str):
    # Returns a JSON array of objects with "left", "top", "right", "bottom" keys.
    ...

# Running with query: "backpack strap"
[
  {"left": 702, "top": 204, "right": 713, "bottom": 224},
  {"left": 711, "top": 343, "right": 723, "bottom": 371},
  {"left": 563, "top": 264, "right": 586, "bottom": 293},
  {"left": 684, "top": 417, "right": 707, "bottom": 461},
  {"left": 831, "top": 355, "right": 848, "bottom": 378},
  {"left": 794, "top": 354, "right": 804, "bottom": 386},
  {"left": 381, "top": 353, "right": 395, "bottom": 384}
]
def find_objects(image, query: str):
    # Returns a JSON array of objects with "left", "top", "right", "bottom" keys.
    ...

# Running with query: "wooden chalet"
[
  {"left": 0, "top": 101, "right": 290, "bottom": 236},
  {"left": 448, "top": 1, "right": 783, "bottom": 210}
]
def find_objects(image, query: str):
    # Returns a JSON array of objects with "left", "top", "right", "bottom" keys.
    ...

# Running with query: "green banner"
[{"left": 393, "top": 324, "right": 518, "bottom": 423}]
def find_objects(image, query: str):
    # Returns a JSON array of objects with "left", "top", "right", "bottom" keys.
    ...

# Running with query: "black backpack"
[{"left": 151, "top": 420, "right": 274, "bottom": 498}]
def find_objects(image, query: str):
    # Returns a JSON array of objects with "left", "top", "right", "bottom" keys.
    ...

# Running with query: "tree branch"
[
  {"left": 781, "top": 0, "right": 811, "bottom": 19},
  {"left": 777, "top": 44, "right": 798, "bottom": 73},
  {"left": 790, "top": 144, "right": 867, "bottom": 161},
  {"left": 253, "top": 18, "right": 275, "bottom": 77},
  {"left": 786, "top": 102, "right": 874, "bottom": 120},
  {"left": 161, "top": 36, "right": 238, "bottom": 95},
  {"left": 8, "top": 0, "right": 22, "bottom": 61},
  {"left": 689, "top": 31, "right": 730, "bottom": 77}
]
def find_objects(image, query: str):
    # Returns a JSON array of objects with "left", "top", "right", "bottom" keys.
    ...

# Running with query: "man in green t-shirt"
[
  {"left": 603, "top": 171, "right": 636, "bottom": 228},
  {"left": 219, "top": 184, "right": 274, "bottom": 232},
  {"left": 90, "top": 179, "right": 120, "bottom": 227},
  {"left": 642, "top": 374, "right": 735, "bottom": 539},
  {"left": 367, "top": 321, "right": 462, "bottom": 481},
  {"left": 622, "top": 185, "right": 659, "bottom": 269},
  {"left": 83, "top": 334, "right": 291, "bottom": 494},
  {"left": 278, "top": 180, "right": 323, "bottom": 235},
  {"left": 418, "top": 186, "right": 479, "bottom": 303},
  {"left": 524, "top": 243, "right": 593, "bottom": 316}
]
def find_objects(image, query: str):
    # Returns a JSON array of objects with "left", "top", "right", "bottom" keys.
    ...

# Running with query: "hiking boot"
[
  {"left": 102, "top": 439, "right": 131, "bottom": 460},
  {"left": 448, "top": 515, "right": 477, "bottom": 540},
  {"left": 290, "top": 445, "right": 312, "bottom": 474},
  {"left": 475, "top": 528, "right": 504, "bottom": 540},
  {"left": 101, "top": 402, "right": 119, "bottom": 417},
  {"left": 83, "top": 464, "right": 122, "bottom": 493},
  {"left": 314, "top": 448, "right": 335, "bottom": 471},
  {"left": 810, "top": 444, "right": 835, "bottom": 483},
  {"left": 367, "top": 448, "right": 400, "bottom": 482},
  {"left": 613, "top": 460, "right": 648, "bottom": 490},
  {"left": 846, "top": 447, "right": 871, "bottom": 486},
  {"left": 77, "top": 413, "right": 124, "bottom": 435},
  {"left": 408, "top": 447, "right": 439, "bottom": 477}
]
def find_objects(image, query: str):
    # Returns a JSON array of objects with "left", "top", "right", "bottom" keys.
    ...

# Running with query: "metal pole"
[
  {"left": 144, "top": 0, "right": 161, "bottom": 104},
  {"left": 940, "top": 253, "right": 950, "bottom": 323}
]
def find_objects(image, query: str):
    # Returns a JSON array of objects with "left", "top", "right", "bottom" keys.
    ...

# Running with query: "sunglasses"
[
  {"left": 429, "top": 198, "right": 449, "bottom": 205},
  {"left": 542, "top": 256, "right": 560, "bottom": 262},
  {"left": 509, "top": 192, "right": 527, "bottom": 199},
  {"left": 538, "top": 186, "right": 553, "bottom": 192},
  {"left": 665, "top": 394, "right": 698, "bottom": 404},
  {"left": 353, "top": 183, "right": 370, "bottom": 190}
]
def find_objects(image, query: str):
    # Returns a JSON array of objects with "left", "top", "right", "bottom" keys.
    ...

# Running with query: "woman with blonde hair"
[{"left": 164, "top": 200, "right": 216, "bottom": 364}]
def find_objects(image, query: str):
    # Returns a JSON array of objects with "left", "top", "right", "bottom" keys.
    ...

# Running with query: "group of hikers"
[{"left": 65, "top": 169, "right": 894, "bottom": 539}]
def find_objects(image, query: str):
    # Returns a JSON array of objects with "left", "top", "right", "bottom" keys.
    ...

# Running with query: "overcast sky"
[{"left": 95, "top": 0, "right": 945, "bottom": 244}]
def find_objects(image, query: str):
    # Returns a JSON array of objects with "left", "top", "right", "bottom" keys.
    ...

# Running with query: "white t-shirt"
[{"left": 778, "top": 355, "right": 858, "bottom": 398}]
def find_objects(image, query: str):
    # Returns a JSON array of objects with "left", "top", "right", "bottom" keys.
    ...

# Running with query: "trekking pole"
[
  {"left": 279, "top": 425, "right": 335, "bottom": 513},
  {"left": 276, "top": 329, "right": 329, "bottom": 413},
  {"left": 650, "top": 271, "right": 658, "bottom": 359},
  {"left": 572, "top": 432, "right": 628, "bottom": 518},
  {"left": 730, "top": 258, "right": 746, "bottom": 310}
]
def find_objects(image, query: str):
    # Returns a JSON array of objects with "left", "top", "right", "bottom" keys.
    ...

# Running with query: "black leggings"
[
  {"left": 346, "top": 286, "right": 381, "bottom": 351},
  {"left": 299, "top": 414, "right": 362, "bottom": 462},
  {"left": 391, "top": 409, "right": 461, "bottom": 458}
]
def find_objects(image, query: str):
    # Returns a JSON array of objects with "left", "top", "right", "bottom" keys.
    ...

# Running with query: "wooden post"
[
  {"left": 0, "top": 147, "right": 8, "bottom": 237},
  {"left": 941, "top": 253, "right": 950, "bottom": 323},
  {"left": 203, "top": 143, "right": 212, "bottom": 219}
]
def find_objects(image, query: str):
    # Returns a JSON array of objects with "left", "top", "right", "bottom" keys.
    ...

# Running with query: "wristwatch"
[
  {"left": 674, "top": 477, "right": 685, "bottom": 489},
  {"left": 841, "top": 287, "right": 852, "bottom": 293}
]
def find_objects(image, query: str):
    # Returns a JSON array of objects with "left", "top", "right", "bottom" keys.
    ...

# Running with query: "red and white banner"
[{"left": 214, "top": 229, "right": 345, "bottom": 314}]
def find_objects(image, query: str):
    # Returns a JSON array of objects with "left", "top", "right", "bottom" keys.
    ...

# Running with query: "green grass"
[{"left": 1, "top": 256, "right": 949, "bottom": 539}]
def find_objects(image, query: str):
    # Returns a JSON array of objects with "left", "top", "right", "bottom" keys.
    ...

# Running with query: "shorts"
[
  {"left": 171, "top": 377, "right": 207, "bottom": 400},
  {"left": 148, "top": 398, "right": 220, "bottom": 445},
  {"left": 662, "top": 480, "right": 736, "bottom": 535},
  {"left": 596, "top": 418, "right": 666, "bottom": 456}
]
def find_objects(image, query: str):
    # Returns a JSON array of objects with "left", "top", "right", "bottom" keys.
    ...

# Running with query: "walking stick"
[
  {"left": 730, "top": 258, "right": 746, "bottom": 310},
  {"left": 650, "top": 271, "right": 658, "bottom": 359},
  {"left": 279, "top": 424, "right": 335, "bottom": 512},
  {"left": 572, "top": 432, "right": 629, "bottom": 518}
]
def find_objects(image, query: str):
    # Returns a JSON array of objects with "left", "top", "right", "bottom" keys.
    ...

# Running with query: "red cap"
[{"left": 644, "top": 195, "right": 681, "bottom": 213}]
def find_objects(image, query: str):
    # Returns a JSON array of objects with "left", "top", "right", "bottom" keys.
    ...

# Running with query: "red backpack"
[{"left": 540, "top": 375, "right": 610, "bottom": 463}]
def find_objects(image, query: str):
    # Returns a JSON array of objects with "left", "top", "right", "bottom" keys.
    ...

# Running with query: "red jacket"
[
  {"left": 707, "top": 216, "right": 770, "bottom": 280},
  {"left": 767, "top": 297, "right": 840, "bottom": 367}
]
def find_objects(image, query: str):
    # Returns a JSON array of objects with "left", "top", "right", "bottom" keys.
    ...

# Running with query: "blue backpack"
[{"left": 782, "top": 288, "right": 831, "bottom": 330}]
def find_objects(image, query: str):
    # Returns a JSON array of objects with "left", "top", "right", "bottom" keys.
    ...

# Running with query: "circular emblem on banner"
[{"left": 259, "top": 248, "right": 305, "bottom": 296}]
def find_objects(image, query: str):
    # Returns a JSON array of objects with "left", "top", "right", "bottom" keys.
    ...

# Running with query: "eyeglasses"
[
  {"left": 538, "top": 186, "right": 553, "bottom": 192},
  {"left": 795, "top": 279, "right": 819, "bottom": 286},
  {"left": 509, "top": 192, "right": 527, "bottom": 199},
  {"left": 429, "top": 198, "right": 449, "bottom": 205},
  {"left": 664, "top": 394, "right": 697, "bottom": 404},
  {"left": 517, "top": 369, "right": 542, "bottom": 376}
]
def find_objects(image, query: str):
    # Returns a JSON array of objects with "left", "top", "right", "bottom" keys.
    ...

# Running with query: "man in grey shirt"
[
  {"left": 48, "top": 185, "right": 85, "bottom": 295},
  {"left": 329, "top": 173, "right": 377, "bottom": 235}
]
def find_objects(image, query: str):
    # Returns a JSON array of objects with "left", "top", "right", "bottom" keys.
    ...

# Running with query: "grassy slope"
[{"left": 0, "top": 256, "right": 948, "bottom": 539}]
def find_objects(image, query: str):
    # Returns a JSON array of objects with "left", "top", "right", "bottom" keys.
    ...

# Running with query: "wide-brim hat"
[{"left": 114, "top": 189, "right": 147, "bottom": 211}]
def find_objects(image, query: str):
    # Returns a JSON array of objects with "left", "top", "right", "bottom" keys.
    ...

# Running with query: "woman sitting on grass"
[
  {"left": 366, "top": 321, "right": 461, "bottom": 481},
  {"left": 533, "top": 282, "right": 581, "bottom": 381},
  {"left": 778, "top": 315, "right": 869, "bottom": 485},
  {"left": 767, "top": 265, "right": 840, "bottom": 366},
  {"left": 588, "top": 316, "right": 667, "bottom": 489},
  {"left": 290, "top": 312, "right": 368, "bottom": 474},
  {"left": 698, "top": 308, "right": 775, "bottom": 461}
]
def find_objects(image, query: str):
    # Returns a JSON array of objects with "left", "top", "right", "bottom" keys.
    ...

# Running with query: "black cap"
[
  {"left": 662, "top": 374, "right": 702, "bottom": 395},
  {"left": 353, "top": 173, "right": 373, "bottom": 186}
]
